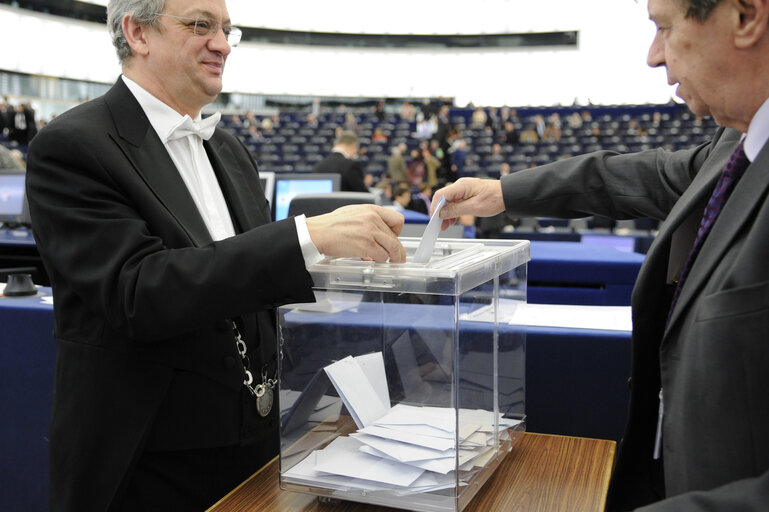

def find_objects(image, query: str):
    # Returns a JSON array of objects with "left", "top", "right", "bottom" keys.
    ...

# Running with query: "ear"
[
  {"left": 121, "top": 13, "right": 151, "bottom": 58},
  {"left": 734, "top": 0, "right": 769, "bottom": 48}
]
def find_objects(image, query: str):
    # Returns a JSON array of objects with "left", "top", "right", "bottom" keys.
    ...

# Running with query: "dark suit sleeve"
[
  {"left": 26, "top": 114, "right": 315, "bottom": 343},
  {"left": 343, "top": 160, "right": 369, "bottom": 192},
  {"left": 499, "top": 130, "right": 730, "bottom": 221},
  {"left": 635, "top": 472, "right": 769, "bottom": 512}
]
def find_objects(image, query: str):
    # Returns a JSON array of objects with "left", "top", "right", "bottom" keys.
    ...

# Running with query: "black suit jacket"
[
  {"left": 313, "top": 151, "right": 368, "bottom": 192},
  {"left": 26, "top": 79, "right": 316, "bottom": 511}
]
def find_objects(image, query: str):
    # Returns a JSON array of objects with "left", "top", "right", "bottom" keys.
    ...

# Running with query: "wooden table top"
[{"left": 209, "top": 432, "right": 615, "bottom": 512}]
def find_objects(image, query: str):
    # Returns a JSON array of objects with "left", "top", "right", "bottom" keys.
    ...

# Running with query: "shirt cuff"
[{"left": 294, "top": 214, "right": 324, "bottom": 269}]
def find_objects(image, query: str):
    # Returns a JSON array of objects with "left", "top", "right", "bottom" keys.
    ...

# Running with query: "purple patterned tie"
[{"left": 667, "top": 141, "right": 750, "bottom": 324}]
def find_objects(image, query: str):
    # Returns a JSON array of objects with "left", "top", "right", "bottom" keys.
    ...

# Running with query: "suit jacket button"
[
  {"left": 223, "top": 356, "right": 236, "bottom": 369},
  {"left": 627, "top": 377, "right": 632, "bottom": 390}
]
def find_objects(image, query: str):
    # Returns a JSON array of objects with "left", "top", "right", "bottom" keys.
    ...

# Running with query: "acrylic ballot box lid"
[{"left": 308, "top": 237, "right": 530, "bottom": 295}]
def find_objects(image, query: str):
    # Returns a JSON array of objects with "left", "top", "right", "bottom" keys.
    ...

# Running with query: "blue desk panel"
[
  {"left": 0, "top": 291, "right": 54, "bottom": 512},
  {"left": 401, "top": 209, "right": 430, "bottom": 224},
  {"left": 528, "top": 241, "right": 645, "bottom": 305},
  {"left": 525, "top": 325, "right": 630, "bottom": 442},
  {"left": 0, "top": 228, "right": 36, "bottom": 246}
]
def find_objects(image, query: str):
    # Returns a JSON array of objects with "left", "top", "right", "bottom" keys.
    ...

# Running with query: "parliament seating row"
[{"left": 222, "top": 104, "right": 718, "bottom": 178}]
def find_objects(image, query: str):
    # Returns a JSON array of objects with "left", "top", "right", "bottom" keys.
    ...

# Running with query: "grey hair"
[
  {"left": 683, "top": 0, "right": 721, "bottom": 22},
  {"left": 335, "top": 131, "right": 359, "bottom": 147},
  {"left": 106, "top": 0, "right": 166, "bottom": 65}
]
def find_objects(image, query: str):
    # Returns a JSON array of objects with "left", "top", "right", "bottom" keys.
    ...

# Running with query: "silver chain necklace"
[{"left": 231, "top": 320, "right": 277, "bottom": 417}]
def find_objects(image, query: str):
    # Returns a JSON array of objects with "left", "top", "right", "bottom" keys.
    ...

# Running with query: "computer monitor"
[
  {"left": 0, "top": 170, "right": 27, "bottom": 226},
  {"left": 273, "top": 173, "right": 341, "bottom": 221},
  {"left": 259, "top": 171, "right": 275, "bottom": 206}
]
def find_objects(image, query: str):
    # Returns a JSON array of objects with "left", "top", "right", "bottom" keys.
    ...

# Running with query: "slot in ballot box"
[{"left": 277, "top": 238, "right": 530, "bottom": 512}]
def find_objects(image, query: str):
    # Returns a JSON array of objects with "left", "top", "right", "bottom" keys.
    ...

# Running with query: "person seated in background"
[
  {"left": 471, "top": 107, "right": 487, "bottom": 128},
  {"left": 391, "top": 182, "right": 412, "bottom": 211},
  {"left": 486, "top": 143, "right": 505, "bottom": 165},
  {"left": 260, "top": 116, "right": 274, "bottom": 133},
  {"left": 543, "top": 113, "right": 561, "bottom": 142},
  {"left": 313, "top": 131, "right": 368, "bottom": 192},
  {"left": 567, "top": 111, "right": 583, "bottom": 129},
  {"left": 372, "top": 126, "right": 388, "bottom": 142},
  {"left": 519, "top": 125, "right": 539, "bottom": 143},
  {"left": 400, "top": 101, "right": 415, "bottom": 122},
  {"left": 407, "top": 148, "right": 425, "bottom": 187},
  {"left": 373, "top": 180, "right": 394, "bottom": 206},
  {"left": 412, "top": 182, "right": 433, "bottom": 214},
  {"left": 363, "top": 172, "right": 375, "bottom": 190},
  {"left": 408, "top": 194, "right": 428, "bottom": 215},
  {"left": 243, "top": 110, "right": 257, "bottom": 128},
  {"left": 501, "top": 121, "right": 519, "bottom": 147},
  {"left": 246, "top": 124, "right": 263, "bottom": 141}
]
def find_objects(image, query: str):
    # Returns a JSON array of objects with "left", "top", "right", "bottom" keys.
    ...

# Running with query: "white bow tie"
[{"left": 166, "top": 112, "right": 221, "bottom": 142}]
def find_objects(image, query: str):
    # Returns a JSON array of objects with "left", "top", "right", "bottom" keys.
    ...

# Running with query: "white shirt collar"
[
  {"left": 121, "top": 75, "right": 201, "bottom": 144},
  {"left": 744, "top": 96, "right": 769, "bottom": 162}
]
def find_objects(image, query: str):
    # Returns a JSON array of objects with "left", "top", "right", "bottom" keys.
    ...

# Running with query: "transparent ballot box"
[{"left": 278, "top": 238, "right": 530, "bottom": 512}]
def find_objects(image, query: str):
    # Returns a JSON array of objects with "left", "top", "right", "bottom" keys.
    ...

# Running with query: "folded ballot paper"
[{"left": 283, "top": 352, "right": 521, "bottom": 493}]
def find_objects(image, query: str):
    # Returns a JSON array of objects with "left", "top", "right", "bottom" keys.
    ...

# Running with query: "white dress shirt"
[
  {"left": 121, "top": 76, "right": 322, "bottom": 267},
  {"left": 744, "top": 96, "right": 769, "bottom": 163}
]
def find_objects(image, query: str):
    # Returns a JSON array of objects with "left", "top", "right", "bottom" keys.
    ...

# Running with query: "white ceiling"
[{"left": 76, "top": 0, "right": 602, "bottom": 35}]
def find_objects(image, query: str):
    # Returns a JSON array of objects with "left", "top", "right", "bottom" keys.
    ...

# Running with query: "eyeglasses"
[{"left": 153, "top": 13, "right": 242, "bottom": 47}]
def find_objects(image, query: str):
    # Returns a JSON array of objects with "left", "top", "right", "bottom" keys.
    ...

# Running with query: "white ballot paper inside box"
[
  {"left": 284, "top": 351, "right": 522, "bottom": 493},
  {"left": 323, "top": 353, "right": 391, "bottom": 429}
]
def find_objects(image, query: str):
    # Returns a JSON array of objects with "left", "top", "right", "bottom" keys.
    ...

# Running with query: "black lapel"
[
  {"left": 104, "top": 78, "right": 213, "bottom": 247},
  {"left": 204, "top": 134, "right": 269, "bottom": 233}
]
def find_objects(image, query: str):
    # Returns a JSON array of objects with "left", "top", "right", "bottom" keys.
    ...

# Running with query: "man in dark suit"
[
  {"left": 25, "top": 1, "right": 405, "bottom": 510},
  {"left": 313, "top": 131, "right": 368, "bottom": 192},
  {"left": 433, "top": 0, "right": 769, "bottom": 510},
  {"left": 9, "top": 103, "right": 36, "bottom": 146}
]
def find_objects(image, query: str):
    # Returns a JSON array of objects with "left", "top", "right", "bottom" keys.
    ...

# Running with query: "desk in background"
[
  {"left": 526, "top": 325, "right": 630, "bottom": 442},
  {"left": 528, "top": 241, "right": 645, "bottom": 306},
  {"left": 0, "top": 228, "right": 35, "bottom": 246},
  {"left": 0, "top": 228, "right": 48, "bottom": 286},
  {"left": 209, "top": 432, "right": 616, "bottom": 512},
  {"left": 0, "top": 289, "right": 55, "bottom": 512},
  {"left": 400, "top": 209, "right": 429, "bottom": 224},
  {"left": 1, "top": 288, "right": 631, "bottom": 510}
]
